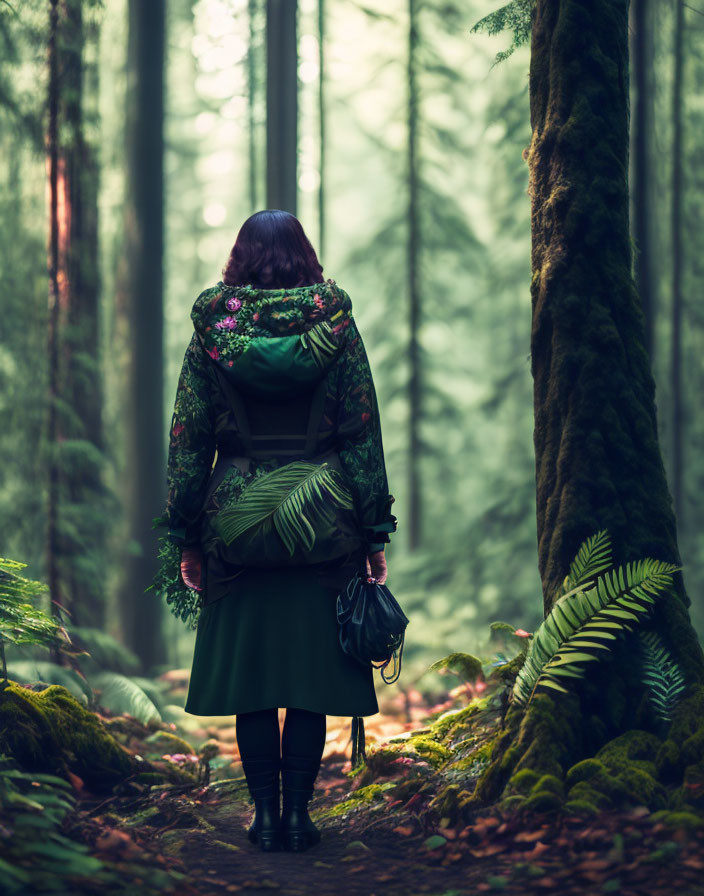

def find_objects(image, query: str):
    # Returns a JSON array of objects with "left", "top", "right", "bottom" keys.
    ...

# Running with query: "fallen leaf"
[{"left": 393, "top": 825, "right": 415, "bottom": 837}]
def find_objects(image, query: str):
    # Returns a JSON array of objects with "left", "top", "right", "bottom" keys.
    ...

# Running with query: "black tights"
[{"left": 235, "top": 707, "right": 326, "bottom": 764}]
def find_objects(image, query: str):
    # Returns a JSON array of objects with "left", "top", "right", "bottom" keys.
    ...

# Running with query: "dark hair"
[{"left": 222, "top": 209, "right": 324, "bottom": 290}]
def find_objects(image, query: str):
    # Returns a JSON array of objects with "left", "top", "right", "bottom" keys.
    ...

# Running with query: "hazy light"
[
  {"left": 221, "top": 95, "right": 247, "bottom": 119},
  {"left": 195, "top": 112, "right": 217, "bottom": 135},
  {"left": 203, "top": 202, "right": 227, "bottom": 226},
  {"left": 298, "top": 60, "right": 319, "bottom": 84},
  {"left": 197, "top": 150, "right": 234, "bottom": 178},
  {"left": 298, "top": 170, "right": 320, "bottom": 192}
]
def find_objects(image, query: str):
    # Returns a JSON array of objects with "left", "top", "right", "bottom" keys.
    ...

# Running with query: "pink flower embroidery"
[
  {"left": 215, "top": 316, "right": 238, "bottom": 330},
  {"left": 173, "top": 421, "right": 185, "bottom": 437},
  {"left": 253, "top": 312, "right": 259, "bottom": 321},
  {"left": 226, "top": 296, "right": 242, "bottom": 312},
  {"left": 207, "top": 345, "right": 219, "bottom": 360},
  {"left": 361, "top": 412, "right": 371, "bottom": 423},
  {"left": 313, "top": 293, "right": 325, "bottom": 310}
]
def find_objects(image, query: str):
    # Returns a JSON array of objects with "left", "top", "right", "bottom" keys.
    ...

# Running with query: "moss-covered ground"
[{"left": 4, "top": 657, "right": 704, "bottom": 895}]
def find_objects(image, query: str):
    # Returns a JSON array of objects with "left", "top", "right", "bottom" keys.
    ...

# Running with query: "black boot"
[
  {"left": 279, "top": 753, "right": 322, "bottom": 852},
  {"left": 240, "top": 755, "right": 281, "bottom": 851}
]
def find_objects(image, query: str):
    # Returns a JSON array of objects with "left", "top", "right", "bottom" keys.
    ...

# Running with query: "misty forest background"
[{"left": 1, "top": 0, "right": 703, "bottom": 722}]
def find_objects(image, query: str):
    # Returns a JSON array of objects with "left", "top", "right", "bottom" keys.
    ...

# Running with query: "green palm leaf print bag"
[{"left": 212, "top": 456, "right": 365, "bottom": 567}]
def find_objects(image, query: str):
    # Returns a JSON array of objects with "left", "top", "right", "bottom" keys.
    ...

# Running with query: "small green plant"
[
  {"left": 637, "top": 629, "right": 686, "bottom": 723},
  {"left": 511, "top": 531, "right": 680, "bottom": 706},
  {"left": 0, "top": 558, "right": 76, "bottom": 683}
]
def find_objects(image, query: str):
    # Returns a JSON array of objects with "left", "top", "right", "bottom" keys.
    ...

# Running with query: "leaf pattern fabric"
[{"left": 151, "top": 279, "right": 397, "bottom": 626}]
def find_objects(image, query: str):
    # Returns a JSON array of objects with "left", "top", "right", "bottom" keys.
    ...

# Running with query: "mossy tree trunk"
[
  {"left": 471, "top": 0, "right": 704, "bottom": 813},
  {"left": 527, "top": 0, "right": 703, "bottom": 682}
]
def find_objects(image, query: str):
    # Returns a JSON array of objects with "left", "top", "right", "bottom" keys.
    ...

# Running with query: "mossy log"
[{"left": 0, "top": 679, "right": 142, "bottom": 793}]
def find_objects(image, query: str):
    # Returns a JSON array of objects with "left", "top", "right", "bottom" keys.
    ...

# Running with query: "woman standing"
[{"left": 157, "top": 210, "right": 397, "bottom": 853}]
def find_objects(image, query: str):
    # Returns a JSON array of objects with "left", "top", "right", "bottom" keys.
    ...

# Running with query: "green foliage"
[
  {"left": 147, "top": 524, "right": 203, "bottom": 630},
  {"left": 512, "top": 532, "right": 680, "bottom": 706},
  {"left": 638, "top": 630, "right": 686, "bottom": 724},
  {"left": 215, "top": 461, "right": 355, "bottom": 555},
  {"left": 0, "top": 559, "right": 74, "bottom": 678},
  {"left": 90, "top": 671, "right": 162, "bottom": 725},
  {"left": 471, "top": 0, "right": 534, "bottom": 67},
  {"left": 427, "top": 651, "right": 484, "bottom": 682},
  {"left": 299, "top": 319, "right": 339, "bottom": 366},
  {"left": 0, "top": 754, "right": 108, "bottom": 894}
]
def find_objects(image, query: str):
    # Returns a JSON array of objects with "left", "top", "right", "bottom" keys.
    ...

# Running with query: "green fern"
[
  {"left": 215, "top": 461, "right": 355, "bottom": 556},
  {"left": 300, "top": 320, "right": 339, "bottom": 367},
  {"left": 638, "top": 630, "right": 686, "bottom": 723},
  {"left": 561, "top": 529, "right": 612, "bottom": 593},
  {"left": 90, "top": 671, "right": 162, "bottom": 725},
  {"left": 512, "top": 548, "right": 680, "bottom": 707}
]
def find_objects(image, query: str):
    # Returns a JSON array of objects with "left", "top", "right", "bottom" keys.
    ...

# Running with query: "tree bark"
[
  {"left": 466, "top": 0, "right": 704, "bottom": 818},
  {"left": 526, "top": 0, "right": 702, "bottom": 686},
  {"left": 629, "top": 0, "right": 655, "bottom": 363},
  {"left": 266, "top": 0, "right": 297, "bottom": 213},
  {"left": 120, "top": 0, "right": 167, "bottom": 672},
  {"left": 46, "top": 0, "right": 106, "bottom": 633}
]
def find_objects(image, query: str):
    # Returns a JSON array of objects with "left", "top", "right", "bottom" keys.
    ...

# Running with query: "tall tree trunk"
[
  {"left": 671, "top": 0, "right": 684, "bottom": 527},
  {"left": 47, "top": 0, "right": 62, "bottom": 649},
  {"left": 318, "top": 0, "right": 325, "bottom": 261},
  {"left": 121, "top": 0, "right": 167, "bottom": 672},
  {"left": 407, "top": 0, "right": 421, "bottom": 552},
  {"left": 46, "top": 0, "right": 105, "bottom": 634},
  {"left": 266, "top": 0, "right": 297, "bottom": 213},
  {"left": 629, "top": 0, "right": 655, "bottom": 362},
  {"left": 470, "top": 0, "right": 704, "bottom": 810},
  {"left": 248, "top": 0, "right": 258, "bottom": 212}
]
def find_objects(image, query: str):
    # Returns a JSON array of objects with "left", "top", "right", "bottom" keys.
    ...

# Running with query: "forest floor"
[{"left": 58, "top": 675, "right": 704, "bottom": 896}]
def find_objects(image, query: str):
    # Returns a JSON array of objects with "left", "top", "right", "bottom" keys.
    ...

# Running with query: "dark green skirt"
[{"left": 184, "top": 554, "right": 379, "bottom": 718}]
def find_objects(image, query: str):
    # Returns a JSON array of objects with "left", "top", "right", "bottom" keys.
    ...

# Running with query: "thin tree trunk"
[
  {"left": 248, "top": 0, "right": 258, "bottom": 211},
  {"left": 318, "top": 0, "right": 325, "bottom": 261},
  {"left": 266, "top": 0, "right": 297, "bottom": 213},
  {"left": 61, "top": 0, "right": 105, "bottom": 630},
  {"left": 671, "top": 0, "right": 684, "bottom": 526},
  {"left": 629, "top": 0, "right": 655, "bottom": 362},
  {"left": 407, "top": 0, "right": 421, "bottom": 551},
  {"left": 121, "top": 0, "right": 167, "bottom": 672},
  {"left": 47, "top": 0, "right": 62, "bottom": 651}
]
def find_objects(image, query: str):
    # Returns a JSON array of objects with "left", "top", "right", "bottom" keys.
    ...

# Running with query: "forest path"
[
  {"left": 95, "top": 701, "right": 704, "bottom": 896},
  {"left": 141, "top": 747, "right": 704, "bottom": 896}
]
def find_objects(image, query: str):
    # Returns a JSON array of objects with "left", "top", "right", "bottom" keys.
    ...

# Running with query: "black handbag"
[{"left": 336, "top": 570, "right": 409, "bottom": 768}]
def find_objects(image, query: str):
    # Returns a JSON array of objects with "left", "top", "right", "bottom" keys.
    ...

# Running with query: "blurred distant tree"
[
  {"left": 46, "top": 0, "right": 109, "bottom": 638},
  {"left": 266, "top": 0, "right": 297, "bottom": 213},
  {"left": 119, "top": 0, "right": 167, "bottom": 671},
  {"left": 671, "top": 0, "right": 684, "bottom": 525}
]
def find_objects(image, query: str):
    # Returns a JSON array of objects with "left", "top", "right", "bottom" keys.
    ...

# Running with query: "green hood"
[{"left": 191, "top": 279, "right": 353, "bottom": 399}]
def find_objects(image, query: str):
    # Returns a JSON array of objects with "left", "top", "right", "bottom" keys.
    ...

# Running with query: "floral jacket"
[{"left": 151, "top": 278, "right": 397, "bottom": 626}]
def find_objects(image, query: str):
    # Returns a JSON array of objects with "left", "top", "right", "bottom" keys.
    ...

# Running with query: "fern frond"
[
  {"left": 638, "top": 629, "right": 686, "bottom": 723},
  {"left": 215, "top": 462, "right": 355, "bottom": 556},
  {"left": 90, "top": 672, "right": 162, "bottom": 725},
  {"left": 512, "top": 553, "right": 680, "bottom": 707},
  {"left": 561, "top": 529, "right": 612, "bottom": 594}
]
